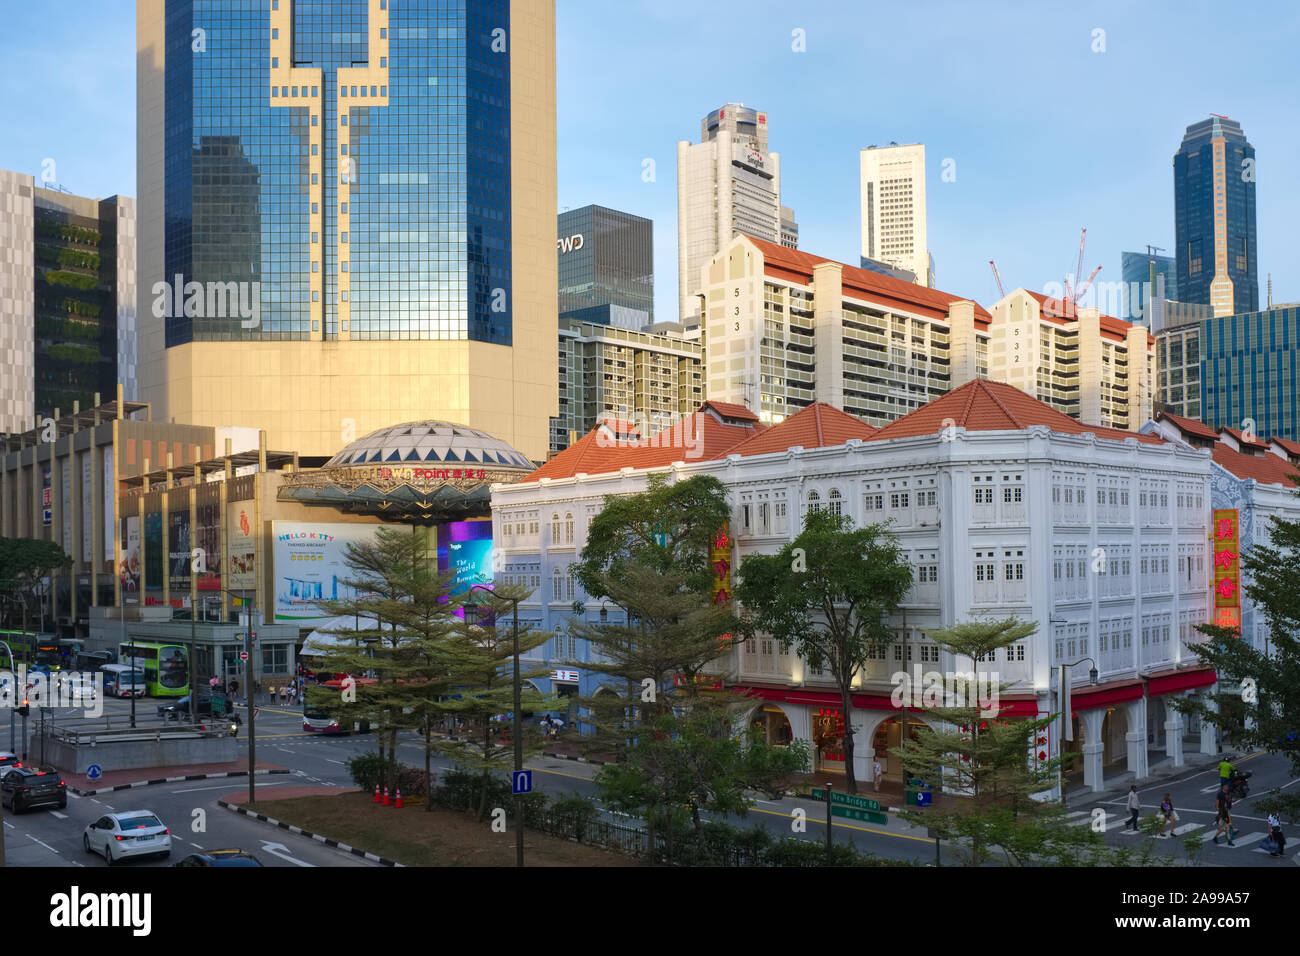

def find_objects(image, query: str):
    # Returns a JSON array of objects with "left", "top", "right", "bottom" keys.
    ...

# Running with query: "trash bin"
[
  {"left": 906, "top": 777, "right": 924, "bottom": 806},
  {"left": 916, "top": 783, "right": 933, "bottom": 807}
]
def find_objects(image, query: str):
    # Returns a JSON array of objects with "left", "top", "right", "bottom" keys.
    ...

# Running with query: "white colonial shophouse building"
[{"left": 490, "top": 380, "right": 1274, "bottom": 797}]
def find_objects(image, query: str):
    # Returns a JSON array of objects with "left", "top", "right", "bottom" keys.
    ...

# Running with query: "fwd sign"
[{"left": 557, "top": 233, "right": 585, "bottom": 254}]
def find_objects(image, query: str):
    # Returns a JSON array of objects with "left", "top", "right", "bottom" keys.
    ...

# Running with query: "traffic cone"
[
  {"left": 394, "top": 787, "right": 403, "bottom": 809},
  {"left": 373, "top": 784, "right": 380, "bottom": 804},
  {"left": 382, "top": 786, "right": 390, "bottom": 806}
]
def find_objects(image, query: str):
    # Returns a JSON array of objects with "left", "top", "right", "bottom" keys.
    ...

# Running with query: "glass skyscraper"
[
  {"left": 137, "top": 0, "right": 557, "bottom": 461},
  {"left": 1173, "top": 116, "right": 1257, "bottom": 318},
  {"left": 1120, "top": 250, "right": 1176, "bottom": 324},
  {"left": 1201, "top": 307, "right": 1300, "bottom": 442},
  {"left": 557, "top": 205, "right": 653, "bottom": 326}
]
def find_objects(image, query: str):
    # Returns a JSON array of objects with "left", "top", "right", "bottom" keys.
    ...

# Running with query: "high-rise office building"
[
  {"left": 1200, "top": 307, "right": 1300, "bottom": 442},
  {"left": 557, "top": 205, "right": 653, "bottom": 327},
  {"left": 1154, "top": 320, "right": 1201, "bottom": 420},
  {"left": 136, "top": 0, "right": 558, "bottom": 462},
  {"left": 860, "top": 143, "right": 930, "bottom": 287},
  {"left": 1173, "top": 116, "right": 1257, "bottom": 318},
  {"left": 0, "top": 168, "right": 136, "bottom": 434},
  {"left": 1121, "top": 250, "right": 1177, "bottom": 324},
  {"left": 677, "top": 103, "right": 794, "bottom": 320}
]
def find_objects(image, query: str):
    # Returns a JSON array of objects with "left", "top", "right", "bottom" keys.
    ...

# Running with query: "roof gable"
[{"left": 724, "top": 402, "right": 878, "bottom": 458}]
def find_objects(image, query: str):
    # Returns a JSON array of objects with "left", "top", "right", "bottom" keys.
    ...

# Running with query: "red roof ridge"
[
  {"left": 979, "top": 379, "right": 1026, "bottom": 429},
  {"left": 813, "top": 404, "right": 825, "bottom": 446}
]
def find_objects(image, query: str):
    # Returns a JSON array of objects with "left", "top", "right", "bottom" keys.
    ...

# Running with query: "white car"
[{"left": 83, "top": 811, "right": 172, "bottom": 864}]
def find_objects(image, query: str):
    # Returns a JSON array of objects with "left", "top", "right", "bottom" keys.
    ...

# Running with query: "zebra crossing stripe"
[
  {"left": 1173, "top": 823, "right": 1204, "bottom": 835},
  {"left": 1233, "top": 831, "right": 1267, "bottom": 846}
]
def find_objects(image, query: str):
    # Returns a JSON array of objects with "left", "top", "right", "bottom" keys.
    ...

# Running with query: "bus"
[
  {"left": 0, "top": 630, "right": 60, "bottom": 667},
  {"left": 303, "top": 676, "right": 375, "bottom": 734},
  {"left": 100, "top": 663, "right": 145, "bottom": 698},
  {"left": 119, "top": 642, "right": 189, "bottom": 697}
]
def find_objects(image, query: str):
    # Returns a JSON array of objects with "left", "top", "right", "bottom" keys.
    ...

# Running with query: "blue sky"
[{"left": 4, "top": 1, "right": 1298, "bottom": 320}]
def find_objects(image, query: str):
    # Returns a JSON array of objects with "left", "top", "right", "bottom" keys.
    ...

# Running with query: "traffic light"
[{"left": 17, "top": 700, "right": 29, "bottom": 717}]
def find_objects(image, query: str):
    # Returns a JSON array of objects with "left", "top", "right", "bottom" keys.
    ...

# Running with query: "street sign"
[
  {"left": 512, "top": 770, "right": 532, "bottom": 794},
  {"left": 831, "top": 806, "right": 888, "bottom": 824},
  {"left": 86, "top": 764, "right": 102, "bottom": 780},
  {"left": 810, "top": 788, "right": 880, "bottom": 812},
  {"left": 238, "top": 651, "right": 249, "bottom": 661}
]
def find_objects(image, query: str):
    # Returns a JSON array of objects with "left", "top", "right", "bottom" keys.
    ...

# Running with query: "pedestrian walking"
[
  {"left": 1160, "top": 794, "right": 1177, "bottom": 837},
  {"left": 1211, "top": 784, "right": 1236, "bottom": 845},
  {"left": 872, "top": 757, "right": 882, "bottom": 793},
  {"left": 288, "top": 683, "right": 297, "bottom": 705},
  {"left": 1125, "top": 785, "right": 1141, "bottom": 830}
]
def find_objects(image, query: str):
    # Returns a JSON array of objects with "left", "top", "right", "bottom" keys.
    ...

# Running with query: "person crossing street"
[{"left": 1211, "top": 784, "right": 1236, "bottom": 846}]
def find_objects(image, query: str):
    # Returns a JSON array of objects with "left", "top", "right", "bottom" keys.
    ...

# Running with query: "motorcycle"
[
  {"left": 1228, "top": 768, "right": 1251, "bottom": 799},
  {"left": 228, "top": 714, "right": 242, "bottom": 737}
]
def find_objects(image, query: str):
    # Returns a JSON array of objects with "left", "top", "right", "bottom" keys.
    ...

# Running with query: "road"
[{"left": 4, "top": 695, "right": 1296, "bottom": 866}]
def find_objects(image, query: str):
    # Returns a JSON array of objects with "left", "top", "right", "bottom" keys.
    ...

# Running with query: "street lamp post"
[
  {"left": 1058, "top": 657, "right": 1099, "bottom": 810},
  {"left": 468, "top": 585, "right": 522, "bottom": 868}
]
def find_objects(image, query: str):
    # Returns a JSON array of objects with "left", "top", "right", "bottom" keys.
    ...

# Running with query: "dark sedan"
[
  {"left": 1, "top": 767, "right": 67, "bottom": 813},
  {"left": 173, "top": 849, "right": 263, "bottom": 867}
]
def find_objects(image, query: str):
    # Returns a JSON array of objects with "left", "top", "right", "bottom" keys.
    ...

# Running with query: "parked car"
[
  {"left": 1, "top": 767, "right": 66, "bottom": 812},
  {"left": 157, "top": 693, "right": 232, "bottom": 720},
  {"left": 83, "top": 811, "right": 172, "bottom": 864},
  {"left": 173, "top": 849, "right": 263, "bottom": 867}
]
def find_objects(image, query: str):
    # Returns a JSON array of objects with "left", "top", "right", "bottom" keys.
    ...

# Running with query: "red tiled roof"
[
  {"left": 1023, "top": 290, "right": 1155, "bottom": 346},
  {"left": 1212, "top": 443, "right": 1300, "bottom": 487},
  {"left": 1270, "top": 436, "right": 1300, "bottom": 457},
  {"left": 743, "top": 236, "right": 991, "bottom": 326},
  {"left": 866, "top": 379, "right": 1165, "bottom": 445},
  {"left": 724, "top": 402, "right": 878, "bottom": 458},
  {"left": 1221, "top": 427, "right": 1269, "bottom": 451},
  {"left": 701, "top": 400, "right": 760, "bottom": 423},
  {"left": 523, "top": 411, "right": 765, "bottom": 482},
  {"left": 1157, "top": 411, "right": 1220, "bottom": 441}
]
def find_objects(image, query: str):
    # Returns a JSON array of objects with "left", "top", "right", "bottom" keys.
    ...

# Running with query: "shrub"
[
  {"left": 550, "top": 795, "right": 600, "bottom": 843},
  {"left": 345, "top": 751, "right": 399, "bottom": 794},
  {"left": 44, "top": 270, "right": 98, "bottom": 291}
]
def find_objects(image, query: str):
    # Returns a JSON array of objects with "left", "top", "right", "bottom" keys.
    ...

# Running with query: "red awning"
[
  {"left": 1147, "top": 669, "right": 1217, "bottom": 696},
  {"left": 1070, "top": 681, "right": 1145, "bottom": 712},
  {"left": 731, "top": 685, "right": 1044, "bottom": 716}
]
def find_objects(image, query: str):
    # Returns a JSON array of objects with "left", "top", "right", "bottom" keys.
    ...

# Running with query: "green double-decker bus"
[{"left": 119, "top": 641, "right": 189, "bottom": 697}]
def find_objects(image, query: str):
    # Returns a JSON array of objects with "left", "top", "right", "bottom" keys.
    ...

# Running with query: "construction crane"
[
  {"left": 1074, "top": 265, "right": 1102, "bottom": 302},
  {"left": 989, "top": 260, "right": 1005, "bottom": 299},
  {"left": 1065, "top": 228, "right": 1087, "bottom": 301}
]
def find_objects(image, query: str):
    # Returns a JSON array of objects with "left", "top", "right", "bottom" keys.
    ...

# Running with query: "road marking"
[
  {"left": 259, "top": 840, "right": 314, "bottom": 867},
  {"left": 1233, "top": 831, "right": 1266, "bottom": 846},
  {"left": 67, "top": 792, "right": 81, "bottom": 800},
  {"left": 324, "top": 758, "right": 344, "bottom": 765},
  {"left": 189, "top": 841, "right": 204, "bottom": 848},
  {"left": 1173, "top": 823, "right": 1205, "bottom": 835},
  {"left": 173, "top": 782, "right": 283, "bottom": 794},
  {"left": 50, "top": 810, "right": 68, "bottom": 819},
  {"left": 530, "top": 766, "right": 592, "bottom": 783},
  {"left": 26, "top": 834, "right": 59, "bottom": 853},
  {"left": 746, "top": 806, "right": 932, "bottom": 844}
]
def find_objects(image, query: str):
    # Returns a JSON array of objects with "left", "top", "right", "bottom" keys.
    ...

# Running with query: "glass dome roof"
[{"left": 323, "top": 422, "right": 535, "bottom": 471}]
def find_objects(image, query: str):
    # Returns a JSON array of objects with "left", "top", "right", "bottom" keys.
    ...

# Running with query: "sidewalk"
[
  {"left": 1063, "top": 749, "right": 1222, "bottom": 806},
  {"left": 69, "top": 758, "right": 292, "bottom": 795}
]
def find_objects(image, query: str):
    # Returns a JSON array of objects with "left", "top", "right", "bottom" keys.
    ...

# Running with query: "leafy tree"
[
  {"left": 1174, "top": 505, "right": 1300, "bottom": 819},
  {"left": 311, "top": 526, "right": 461, "bottom": 797},
  {"left": 0, "top": 537, "right": 71, "bottom": 638},
  {"left": 736, "top": 509, "right": 913, "bottom": 792},
  {"left": 431, "top": 582, "right": 556, "bottom": 820}
]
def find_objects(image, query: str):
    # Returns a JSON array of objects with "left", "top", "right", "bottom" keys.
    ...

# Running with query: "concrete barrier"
[{"left": 39, "top": 732, "right": 239, "bottom": 773}]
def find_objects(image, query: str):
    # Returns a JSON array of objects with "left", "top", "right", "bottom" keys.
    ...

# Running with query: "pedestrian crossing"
[{"left": 1074, "top": 807, "right": 1291, "bottom": 855}]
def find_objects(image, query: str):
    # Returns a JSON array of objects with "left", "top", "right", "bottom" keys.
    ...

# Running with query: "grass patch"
[{"left": 244, "top": 792, "right": 639, "bottom": 867}]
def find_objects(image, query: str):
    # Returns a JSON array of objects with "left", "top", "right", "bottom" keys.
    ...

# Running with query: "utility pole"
[{"left": 246, "top": 593, "right": 257, "bottom": 803}]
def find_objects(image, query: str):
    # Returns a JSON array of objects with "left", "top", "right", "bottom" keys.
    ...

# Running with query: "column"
[
  {"left": 1080, "top": 708, "right": 1105, "bottom": 792},
  {"left": 1164, "top": 692, "right": 1185, "bottom": 767},
  {"left": 1124, "top": 697, "right": 1148, "bottom": 780},
  {"left": 1201, "top": 687, "right": 1219, "bottom": 755}
]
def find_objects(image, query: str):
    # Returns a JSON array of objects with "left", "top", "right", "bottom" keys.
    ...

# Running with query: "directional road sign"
[
  {"left": 86, "top": 764, "right": 102, "bottom": 780},
  {"left": 512, "top": 770, "right": 532, "bottom": 794},
  {"left": 238, "top": 651, "right": 249, "bottom": 661},
  {"left": 830, "top": 806, "right": 888, "bottom": 824},
  {"left": 810, "top": 788, "right": 880, "bottom": 812}
]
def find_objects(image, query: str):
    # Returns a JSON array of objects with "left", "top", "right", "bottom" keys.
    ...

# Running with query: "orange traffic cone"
[
  {"left": 373, "top": 784, "right": 380, "bottom": 803},
  {"left": 382, "top": 786, "right": 390, "bottom": 806},
  {"left": 394, "top": 787, "right": 403, "bottom": 809}
]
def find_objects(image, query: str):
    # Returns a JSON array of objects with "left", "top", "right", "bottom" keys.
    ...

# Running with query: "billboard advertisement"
[
  {"left": 144, "top": 511, "right": 163, "bottom": 600},
  {"left": 438, "top": 520, "right": 495, "bottom": 601},
  {"left": 119, "top": 515, "right": 140, "bottom": 594},
  {"left": 272, "top": 521, "right": 402, "bottom": 623},
  {"left": 227, "top": 504, "right": 257, "bottom": 590},
  {"left": 169, "top": 509, "right": 191, "bottom": 594},
  {"left": 196, "top": 502, "right": 221, "bottom": 591}
]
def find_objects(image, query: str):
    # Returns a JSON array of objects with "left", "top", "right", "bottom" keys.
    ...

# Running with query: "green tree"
[
  {"left": 0, "top": 537, "right": 71, "bottom": 639},
  {"left": 1174, "top": 506, "right": 1300, "bottom": 819},
  {"left": 736, "top": 509, "right": 913, "bottom": 793},
  {"left": 432, "top": 583, "right": 555, "bottom": 820},
  {"left": 311, "top": 527, "right": 460, "bottom": 797}
]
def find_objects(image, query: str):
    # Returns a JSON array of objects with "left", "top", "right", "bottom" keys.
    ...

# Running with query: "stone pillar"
[
  {"left": 1201, "top": 687, "right": 1219, "bottom": 755},
  {"left": 1124, "top": 697, "right": 1149, "bottom": 780},
  {"left": 1164, "top": 692, "right": 1186, "bottom": 766},
  {"left": 858, "top": 712, "right": 891, "bottom": 783},
  {"left": 1080, "top": 708, "right": 1106, "bottom": 792}
]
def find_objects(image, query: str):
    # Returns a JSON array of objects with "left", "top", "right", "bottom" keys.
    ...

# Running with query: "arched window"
[
  {"left": 564, "top": 512, "right": 574, "bottom": 545},
  {"left": 827, "top": 488, "right": 842, "bottom": 516},
  {"left": 550, "top": 513, "right": 561, "bottom": 544},
  {"left": 806, "top": 490, "right": 821, "bottom": 514}
]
